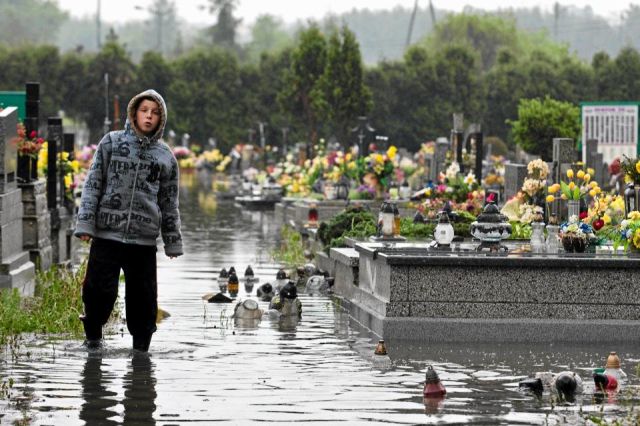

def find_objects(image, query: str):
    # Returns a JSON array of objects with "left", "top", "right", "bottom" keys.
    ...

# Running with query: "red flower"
[
  {"left": 486, "top": 192, "right": 496, "bottom": 203},
  {"left": 579, "top": 211, "right": 588, "bottom": 220},
  {"left": 467, "top": 192, "right": 474, "bottom": 200},
  {"left": 593, "top": 219, "right": 604, "bottom": 230},
  {"left": 29, "top": 130, "right": 37, "bottom": 139}
]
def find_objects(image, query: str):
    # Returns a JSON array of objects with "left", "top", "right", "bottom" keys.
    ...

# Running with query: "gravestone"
[
  {"left": 431, "top": 137, "right": 449, "bottom": 182},
  {"left": 504, "top": 163, "right": 527, "bottom": 201},
  {"left": 0, "top": 107, "right": 36, "bottom": 295},
  {"left": 585, "top": 139, "right": 604, "bottom": 186},
  {"left": 552, "top": 138, "right": 578, "bottom": 184},
  {"left": 18, "top": 85, "right": 53, "bottom": 270}
]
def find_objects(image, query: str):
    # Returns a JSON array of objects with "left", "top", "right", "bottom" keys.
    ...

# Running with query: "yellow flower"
[
  {"left": 625, "top": 174, "right": 633, "bottom": 184},
  {"left": 64, "top": 174, "right": 72, "bottom": 188},
  {"left": 589, "top": 189, "right": 597, "bottom": 197},
  {"left": 633, "top": 229, "right": 640, "bottom": 249},
  {"left": 568, "top": 181, "right": 576, "bottom": 190},
  {"left": 70, "top": 160, "right": 80, "bottom": 173},
  {"left": 345, "top": 153, "right": 352, "bottom": 162},
  {"left": 375, "top": 153, "right": 384, "bottom": 164},
  {"left": 546, "top": 195, "right": 555, "bottom": 203},
  {"left": 548, "top": 185, "right": 558, "bottom": 194},
  {"left": 590, "top": 181, "right": 598, "bottom": 188},
  {"left": 629, "top": 211, "right": 640, "bottom": 220},
  {"left": 583, "top": 173, "right": 591, "bottom": 183},
  {"left": 560, "top": 193, "right": 568, "bottom": 200},
  {"left": 587, "top": 167, "right": 595, "bottom": 176},
  {"left": 386, "top": 145, "right": 397, "bottom": 160},
  {"left": 636, "top": 161, "right": 640, "bottom": 174},
  {"left": 566, "top": 169, "right": 574, "bottom": 179},
  {"left": 577, "top": 170, "right": 585, "bottom": 179},
  {"left": 603, "top": 214, "right": 611, "bottom": 225}
]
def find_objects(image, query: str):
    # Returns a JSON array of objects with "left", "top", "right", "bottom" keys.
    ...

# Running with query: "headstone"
[
  {"left": 504, "top": 163, "right": 527, "bottom": 201},
  {"left": 0, "top": 107, "right": 36, "bottom": 295},
  {"left": 552, "top": 138, "right": 578, "bottom": 184},
  {"left": 432, "top": 137, "right": 449, "bottom": 182}
]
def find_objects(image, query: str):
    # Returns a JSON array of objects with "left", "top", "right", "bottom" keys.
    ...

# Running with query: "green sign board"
[{"left": 0, "top": 92, "right": 26, "bottom": 121}]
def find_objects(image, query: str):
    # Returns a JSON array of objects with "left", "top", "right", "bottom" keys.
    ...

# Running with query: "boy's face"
[{"left": 136, "top": 99, "right": 161, "bottom": 135}]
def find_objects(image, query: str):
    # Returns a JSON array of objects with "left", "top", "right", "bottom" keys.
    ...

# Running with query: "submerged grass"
[
  {"left": 271, "top": 226, "right": 306, "bottom": 266},
  {"left": 0, "top": 262, "right": 86, "bottom": 346}
]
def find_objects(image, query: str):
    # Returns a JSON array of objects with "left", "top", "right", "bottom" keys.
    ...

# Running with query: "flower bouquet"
[{"left": 559, "top": 215, "right": 594, "bottom": 253}]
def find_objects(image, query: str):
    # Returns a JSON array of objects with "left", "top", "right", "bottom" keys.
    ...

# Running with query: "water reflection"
[
  {"left": 79, "top": 353, "right": 157, "bottom": 425},
  {"left": 123, "top": 354, "right": 157, "bottom": 425},
  {"left": 80, "top": 355, "right": 119, "bottom": 425}
]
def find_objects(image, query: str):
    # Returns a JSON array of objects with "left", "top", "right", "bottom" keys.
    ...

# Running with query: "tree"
[
  {"left": 141, "top": 0, "right": 179, "bottom": 57},
  {"left": 278, "top": 25, "right": 327, "bottom": 143},
  {"left": 245, "top": 15, "right": 293, "bottom": 63},
  {"left": 313, "top": 26, "right": 372, "bottom": 146},
  {"left": 136, "top": 51, "right": 174, "bottom": 99},
  {"left": 509, "top": 96, "right": 580, "bottom": 161},
  {"left": 0, "top": 0, "right": 68, "bottom": 46},
  {"left": 206, "top": 0, "right": 241, "bottom": 51},
  {"left": 85, "top": 41, "right": 137, "bottom": 141},
  {"left": 168, "top": 48, "right": 246, "bottom": 151}
]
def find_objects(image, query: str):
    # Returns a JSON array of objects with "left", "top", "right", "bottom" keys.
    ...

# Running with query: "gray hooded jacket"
[{"left": 74, "top": 90, "right": 183, "bottom": 256}]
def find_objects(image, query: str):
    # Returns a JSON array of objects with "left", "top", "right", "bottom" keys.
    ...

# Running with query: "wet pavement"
[{"left": 1, "top": 170, "right": 640, "bottom": 425}]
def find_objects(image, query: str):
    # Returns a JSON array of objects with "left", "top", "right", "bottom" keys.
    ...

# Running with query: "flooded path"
[{"left": 1, "top": 171, "right": 640, "bottom": 425}]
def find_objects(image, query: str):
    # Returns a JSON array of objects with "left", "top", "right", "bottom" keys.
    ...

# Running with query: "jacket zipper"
[{"left": 123, "top": 139, "right": 146, "bottom": 240}]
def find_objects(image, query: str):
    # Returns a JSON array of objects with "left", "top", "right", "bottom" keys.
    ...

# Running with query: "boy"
[{"left": 75, "top": 89, "right": 183, "bottom": 352}]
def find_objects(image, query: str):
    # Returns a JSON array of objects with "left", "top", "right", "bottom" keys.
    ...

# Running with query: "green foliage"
[
  {"left": 509, "top": 96, "right": 580, "bottom": 161},
  {"left": 399, "top": 217, "right": 432, "bottom": 238},
  {"left": 313, "top": 26, "right": 372, "bottom": 143},
  {"left": 245, "top": 15, "right": 293, "bottom": 64},
  {"left": 278, "top": 25, "right": 327, "bottom": 143},
  {"left": 508, "top": 221, "right": 533, "bottom": 239},
  {"left": 271, "top": 226, "right": 306, "bottom": 266},
  {"left": 206, "top": 0, "right": 241, "bottom": 52},
  {"left": 317, "top": 206, "right": 376, "bottom": 248},
  {"left": 0, "top": 0, "right": 68, "bottom": 46},
  {"left": 0, "top": 264, "right": 86, "bottom": 345}
]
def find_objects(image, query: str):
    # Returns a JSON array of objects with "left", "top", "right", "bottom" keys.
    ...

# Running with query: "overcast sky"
[{"left": 56, "top": 0, "right": 634, "bottom": 25}]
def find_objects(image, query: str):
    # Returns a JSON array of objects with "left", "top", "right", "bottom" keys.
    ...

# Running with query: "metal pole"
[
  {"left": 97, "top": 0, "right": 102, "bottom": 49},
  {"left": 103, "top": 73, "right": 111, "bottom": 135}
]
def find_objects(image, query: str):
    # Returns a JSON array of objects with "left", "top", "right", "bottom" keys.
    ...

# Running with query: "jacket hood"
[{"left": 126, "top": 89, "right": 167, "bottom": 141}]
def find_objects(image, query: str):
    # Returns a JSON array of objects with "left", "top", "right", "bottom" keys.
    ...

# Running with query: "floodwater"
[{"left": 1, "top": 170, "right": 640, "bottom": 425}]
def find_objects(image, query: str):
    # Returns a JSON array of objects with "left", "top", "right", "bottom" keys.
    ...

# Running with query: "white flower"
[
  {"left": 621, "top": 219, "right": 629, "bottom": 229},
  {"left": 464, "top": 172, "right": 476, "bottom": 186},
  {"left": 445, "top": 162, "right": 460, "bottom": 180}
]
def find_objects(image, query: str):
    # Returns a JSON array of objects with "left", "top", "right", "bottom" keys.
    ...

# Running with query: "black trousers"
[{"left": 82, "top": 238, "right": 158, "bottom": 338}]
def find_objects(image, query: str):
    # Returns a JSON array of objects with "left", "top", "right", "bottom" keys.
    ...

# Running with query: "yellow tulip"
[
  {"left": 560, "top": 193, "right": 568, "bottom": 200},
  {"left": 548, "top": 185, "right": 558, "bottom": 194},
  {"left": 603, "top": 214, "right": 611, "bottom": 225},
  {"left": 546, "top": 195, "right": 555, "bottom": 203},
  {"left": 568, "top": 181, "right": 576, "bottom": 190},
  {"left": 583, "top": 173, "right": 591, "bottom": 183},
  {"left": 636, "top": 161, "right": 640, "bottom": 174},
  {"left": 589, "top": 189, "right": 597, "bottom": 197},
  {"left": 590, "top": 181, "right": 598, "bottom": 188},
  {"left": 577, "top": 170, "right": 585, "bottom": 179},
  {"left": 566, "top": 169, "right": 574, "bottom": 179},
  {"left": 587, "top": 168, "right": 595, "bottom": 176}
]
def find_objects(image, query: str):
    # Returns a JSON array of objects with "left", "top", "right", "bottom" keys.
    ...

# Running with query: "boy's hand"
[{"left": 79, "top": 235, "right": 91, "bottom": 242}]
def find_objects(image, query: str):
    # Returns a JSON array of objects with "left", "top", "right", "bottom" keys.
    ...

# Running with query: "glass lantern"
[
  {"left": 392, "top": 202, "right": 401, "bottom": 237},
  {"left": 530, "top": 221, "right": 546, "bottom": 253},
  {"left": 380, "top": 202, "right": 395, "bottom": 238},
  {"left": 399, "top": 180, "right": 412, "bottom": 200},
  {"left": 624, "top": 183, "right": 640, "bottom": 217},
  {"left": 434, "top": 211, "right": 454, "bottom": 246}
]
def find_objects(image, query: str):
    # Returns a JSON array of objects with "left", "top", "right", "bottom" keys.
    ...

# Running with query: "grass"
[
  {"left": 271, "top": 226, "right": 306, "bottom": 266},
  {"left": 0, "top": 262, "right": 87, "bottom": 346}
]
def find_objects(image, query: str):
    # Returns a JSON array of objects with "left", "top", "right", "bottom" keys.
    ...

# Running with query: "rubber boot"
[
  {"left": 132, "top": 335, "right": 152, "bottom": 352},
  {"left": 79, "top": 315, "right": 102, "bottom": 349}
]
